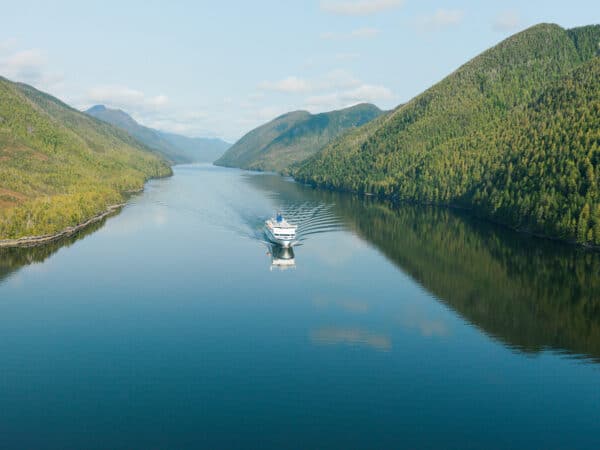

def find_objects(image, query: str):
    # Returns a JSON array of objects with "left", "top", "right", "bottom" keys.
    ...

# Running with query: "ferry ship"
[{"left": 265, "top": 213, "right": 297, "bottom": 248}]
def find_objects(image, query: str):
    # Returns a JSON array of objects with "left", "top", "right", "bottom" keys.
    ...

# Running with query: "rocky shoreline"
[{"left": 0, "top": 203, "right": 125, "bottom": 248}]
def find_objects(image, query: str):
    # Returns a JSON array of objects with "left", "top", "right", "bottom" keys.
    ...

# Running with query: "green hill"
[
  {"left": 85, "top": 105, "right": 230, "bottom": 163},
  {"left": 215, "top": 103, "right": 384, "bottom": 172},
  {"left": 0, "top": 78, "right": 172, "bottom": 241},
  {"left": 295, "top": 23, "right": 600, "bottom": 246}
]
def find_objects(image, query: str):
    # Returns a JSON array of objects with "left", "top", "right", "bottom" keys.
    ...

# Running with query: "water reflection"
[
  {"left": 339, "top": 198, "right": 600, "bottom": 362},
  {"left": 310, "top": 327, "right": 392, "bottom": 351},
  {"left": 0, "top": 217, "right": 110, "bottom": 285},
  {"left": 313, "top": 296, "right": 370, "bottom": 314},
  {"left": 3, "top": 170, "right": 599, "bottom": 362},
  {"left": 245, "top": 173, "right": 600, "bottom": 362},
  {"left": 268, "top": 244, "right": 296, "bottom": 271}
]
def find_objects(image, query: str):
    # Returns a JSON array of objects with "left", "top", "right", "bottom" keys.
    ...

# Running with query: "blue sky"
[{"left": 1, "top": 0, "right": 597, "bottom": 141}]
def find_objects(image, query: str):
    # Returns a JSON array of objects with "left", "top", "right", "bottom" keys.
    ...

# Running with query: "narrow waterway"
[{"left": 1, "top": 164, "right": 599, "bottom": 450}]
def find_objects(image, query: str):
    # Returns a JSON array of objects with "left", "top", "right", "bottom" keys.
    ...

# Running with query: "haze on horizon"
[{"left": 1, "top": 0, "right": 596, "bottom": 141}]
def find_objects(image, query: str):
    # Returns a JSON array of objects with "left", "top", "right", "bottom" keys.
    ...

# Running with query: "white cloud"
[
  {"left": 135, "top": 109, "right": 214, "bottom": 136},
  {"left": 397, "top": 305, "right": 450, "bottom": 337},
  {"left": 347, "top": 84, "right": 393, "bottom": 100},
  {"left": 4, "top": 49, "right": 46, "bottom": 69},
  {"left": 83, "top": 85, "right": 210, "bottom": 136},
  {"left": 258, "top": 69, "right": 360, "bottom": 95},
  {"left": 87, "top": 85, "right": 169, "bottom": 110},
  {"left": 80, "top": 85, "right": 236, "bottom": 140},
  {"left": 320, "top": 0, "right": 403, "bottom": 16},
  {"left": 417, "top": 9, "right": 464, "bottom": 32},
  {"left": 492, "top": 10, "right": 521, "bottom": 32},
  {"left": 0, "top": 46, "right": 64, "bottom": 90},
  {"left": 0, "top": 40, "right": 229, "bottom": 141},
  {"left": 232, "top": 74, "right": 395, "bottom": 141},
  {"left": 322, "top": 69, "right": 361, "bottom": 90},
  {"left": 304, "top": 83, "right": 393, "bottom": 110},
  {"left": 320, "top": 27, "right": 381, "bottom": 40},
  {"left": 255, "top": 69, "right": 391, "bottom": 119},
  {"left": 310, "top": 327, "right": 391, "bottom": 351},
  {"left": 1, "top": 48, "right": 45, "bottom": 81},
  {"left": 258, "top": 76, "right": 311, "bottom": 93},
  {"left": 236, "top": 71, "right": 393, "bottom": 140}
]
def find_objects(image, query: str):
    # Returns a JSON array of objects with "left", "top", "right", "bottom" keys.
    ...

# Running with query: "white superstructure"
[{"left": 265, "top": 213, "right": 297, "bottom": 248}]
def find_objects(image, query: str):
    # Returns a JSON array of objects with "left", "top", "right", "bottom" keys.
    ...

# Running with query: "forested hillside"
[
  {"left": 0, "top": 78, "right": 172, "bottom": 240},
  {"left": 295, "top": 23, "right": 600, "bottom": 246},
  {"left": 471, "top": 58, "right": 599, "bottom": 243},
  {"left": 86, "top": 105, "right": 230, "bottom": 163},
  {"left": 215, "top": 103, "right": 383, "bottom": 172}
]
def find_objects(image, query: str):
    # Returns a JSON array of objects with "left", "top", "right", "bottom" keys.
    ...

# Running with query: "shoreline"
[
  {"left": 0, "top": 203, "right": 125, "bottom": 249},
  {"left": 292, "top": 176, "right": 600, "bottom": 251},
  {"left": 0, "top": 171, "right": 170, "bottom": 249}
]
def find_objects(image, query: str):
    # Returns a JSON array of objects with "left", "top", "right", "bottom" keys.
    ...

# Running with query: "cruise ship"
[{"left": 265, "top": 213, "right": 297, "bottom": 248}]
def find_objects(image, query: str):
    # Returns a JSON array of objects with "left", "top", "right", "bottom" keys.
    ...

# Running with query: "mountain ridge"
[
  {"left": 85, "top": 105, "right": 230, "bottom": 164},
  {"left": 215, "top": 103, "right": 384, "bottom": 172}
]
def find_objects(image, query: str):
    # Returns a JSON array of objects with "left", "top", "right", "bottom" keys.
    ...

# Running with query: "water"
[{"left": 1, "top": 164, "right": 599, "bottom": 449}]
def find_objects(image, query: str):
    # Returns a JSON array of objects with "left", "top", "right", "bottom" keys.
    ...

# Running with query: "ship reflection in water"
[{"left": 267, "top": 244, "right": 296, "bottom": 271}]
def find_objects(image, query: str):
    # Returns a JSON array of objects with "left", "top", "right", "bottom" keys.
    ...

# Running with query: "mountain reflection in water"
[
  {"left": 244, "top": 172, "right": 600, "bottom": 362},
  {"left": 2, "top": 170, "right": 599, "bottom": 362},
  {"left": 0, "top": 216, "right": 110, "bottom": 285},
  {"left": 310, "top": 327, "right": 392, "bottom": 352},
  {"left": 268, "top": 244, "right": 295, "bottom": 271}
]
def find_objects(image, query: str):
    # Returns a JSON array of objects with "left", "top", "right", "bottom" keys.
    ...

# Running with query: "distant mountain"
[
  {"left": 85, "top": 105, "right": 230, "bottom": 163},
  {"left": 0, "top": 77, "right": 171, "bottom": 240},
  {"left": 295, "top": 23, "right": 600, "bottom": 246},
  {"left": 215, "top": 103, "right": 384, "bottom": 172},
  {"left": 157, "top": 131, "right": 230, "bottom": 164}
]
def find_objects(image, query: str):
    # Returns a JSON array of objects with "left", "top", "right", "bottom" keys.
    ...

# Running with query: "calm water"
[{"left": 1, "top": 164, "right": 599, "bottom": 449}]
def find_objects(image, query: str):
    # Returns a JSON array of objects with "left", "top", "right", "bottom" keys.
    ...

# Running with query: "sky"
[{"left": 0, "top": 0, "right": 597, "bottom": 142}]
